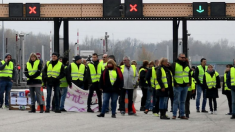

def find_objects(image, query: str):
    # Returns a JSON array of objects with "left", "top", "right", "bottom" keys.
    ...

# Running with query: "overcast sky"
[{"left": 2, "top": 0, "right": 235, "bottom": 45}]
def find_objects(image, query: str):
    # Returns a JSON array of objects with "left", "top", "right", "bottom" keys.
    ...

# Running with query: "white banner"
[{"left": 64, "top": 83, "right": 99, "bottom": 112}]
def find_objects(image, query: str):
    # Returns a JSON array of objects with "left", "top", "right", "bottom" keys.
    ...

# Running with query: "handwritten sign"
[
  {"left": 17, "top": 98, "right": 27, "bottom": 105},
  {"left": 64, "top": 83, "right": 99, "bottom": 112},
  {"left": 10, "top": 97, "right": 17, "bottom": 105}
]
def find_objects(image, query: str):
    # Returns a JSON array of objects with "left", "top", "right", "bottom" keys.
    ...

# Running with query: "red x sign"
[
  {"left": 29, "top": 6, "right": 37, "bottom": 14},
  {"left": 130, "top": 4, "right": 137, "bottom": 12}
]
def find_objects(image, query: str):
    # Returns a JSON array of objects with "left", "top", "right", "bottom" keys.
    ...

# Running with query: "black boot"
[
  {"left": 28, "top": 105, "right": 36, "bottom": 113},
  {"left": 45, "top": 108, "right": 50, "bottom": 113},
  {"left": 40, "top": 105, "right": 44, "bottom": 113},
  {"left": 186, "top": 114, "right": 189, "bottom": 118},
  {"left": 160, "top": 110, "right": 170, "bottom": 120},
  {"left": 87, "top": 107, "right": 94, "bottom": 113},
  {"left": 140, "top": 106, "right": 145, "bottom": 111},
  {"left": 55, "top": 109, "right": 61, "bottom": 113},
  {"left": 112, "top": 114, "right": 116, "bottom": 118},
  {"left": 231, "top": 115, "right": 235, "bottom": 119},
  {"left": 97, "top": 113, "right": 105, "bottom": 117}
]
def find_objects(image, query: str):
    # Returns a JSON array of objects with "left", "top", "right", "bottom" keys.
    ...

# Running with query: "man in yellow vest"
[
  {"left": 171, "top": 53, "right": 191, "bottom": 119},
  {"left": 102, "top": 54, "right": 108, "bottom": 70},
  {"left": 120, "top": 56, "right": 138, "bottom": 115},
  {"left": 195, "top": 58, "right": 208, "bottom": 113},
  {"left": 42, "top": 52, "right": 65, "bottom": 113},
  {"left": 86, "top": 53, "right": 103, "bottom": 112},
  {"left": 59, "top": 57, "right": 69, "bottom": 112},
  {"left": 0, "top": 53, "right": 15, "bottom": 108},
  {"left": 67, "top": 55, "right": 86, "bottom": 88}
]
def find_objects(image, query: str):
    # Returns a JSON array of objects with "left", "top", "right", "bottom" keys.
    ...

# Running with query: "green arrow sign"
[{"left": 196, "top": 5, "right": 204, "bottom": 13}]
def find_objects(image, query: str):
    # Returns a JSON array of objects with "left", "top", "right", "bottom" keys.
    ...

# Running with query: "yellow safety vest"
[
  {"left": 109, "top": 70, "right": 117, "bottom": 85},
  {"left": 230, "top": 67, "right": 235, "bottom": 86},
  {"left": 47, "top": 61, "right": 62, "bottom": 78},
  {"left": 60, "top": 66, "right": 68, "bottom": 87},
  {"left": 71, "top": 62, "right": 85, "bottom": 81},
  {"left": 120, "top": 65, "right": 136, "bottom": 77},
  {"left": 156, "top": 67, "right": 173, "bottom": 90},
  {"left": 205, "top": 71, "right": 219, "bottom": 89},
  {"left": 224, "top": 73, "right": 230, "bottom": 91},
  {"left": 88, "top": 62, "right": 103, "bottom": 83},
  {"left": 151, "top": 67, "right": 157, "bottom": 88},
  {"left": 0, "top": 60, "right": 13, "bottom": 78},
  {"left": 26, "top": 60, "right": 41, "bottom": 80},
  {"left": 174, "top": 63, "right": 190, "bottom": 84},
  {"left": 103, "top": 62, "right": 107, "bottom": 70},
  {"left": 197, "top": 65, "right": 208, "bottom": 84},
  {"left": 188, "top": 71, "right": 196, "bottom": 91}
]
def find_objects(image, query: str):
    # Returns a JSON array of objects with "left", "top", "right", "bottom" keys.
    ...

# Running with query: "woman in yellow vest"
[
  {"left": 156, "top": 58, "right": 173, "bottom": 119},
  {"left": 222, "top": 64, "right": 233, "bottom": 115},
  {"left": 97, "top": 59, "right": 124, "bottom": 118},
  {"left": 203, "top": 64, "right": 220, "bottom": 114},
  {"left": 24, "top": 53, "right": 43, "bottom": 113}
]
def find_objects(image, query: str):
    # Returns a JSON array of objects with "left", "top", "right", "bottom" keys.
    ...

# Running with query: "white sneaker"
[
  {"left": 214, "top": 111, "right": 217, "bottom": 115},
  {"left": 210, "top": 111, "right": 213, "bottom": 114}
]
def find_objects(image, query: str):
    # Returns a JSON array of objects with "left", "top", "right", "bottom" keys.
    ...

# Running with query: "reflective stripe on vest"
[
  {"left": 151, "top": 67, "right": 157, "bottom": 88},
  {"left": 109, "top": 70, "right": 117, "bottom": 85},
  {"left": 174, "top": 63, "right": 190, "bottom": 84},
  {"left": 205, "top": 72, "right": 219, "bottom": 89},
  {"left": 156, "top": 67, "right": 173, "bottom": 90},
  {"left": 230, "top": 67, "right": 235, "bottom": 86},
  {"left": 26, "top": 60, "right": 41, "bottom": 80},
  {"left": 47, "top": 61, "right": 62, "bottom": 78},
  {"left": 88, "top": 62, "right": 103, "bottom": 83},
  {"left": 197, "top": 65, "right": 208, "bottom": 84},
  {"left": 224, "top": 73, "right": 231, "bottom": 91},
  {"left": 71, "top": 63, "right": 85, "bottom": 81},
  {"left": 60, "top": 66, "right": 68, "bottom": 87},
  {"left": 0, "top": 60, "right": 13, "bottom": 78},
  {"left": 120, "top": 65, "right": 136, "bottom": 77}
]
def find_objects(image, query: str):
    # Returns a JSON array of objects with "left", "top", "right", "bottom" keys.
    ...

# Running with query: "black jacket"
[
  {"left": 66, "top": 63, "right": 87, "bottom": 88},
  {"left": 195, "top": 65, "right": 206, "bottom": 85},
  {"left": 24, "top": 60, "right": 42, "bottom": 85},
  {"left": 99, "top": 68, "right": 124, "bottom": 93},
  {"left": 203, "top": 70, "right": 220, "bottom": 98},
  {"left": 139, "top": 66, "right": 148, "bottom": 88},
  {"left": 171, "top": 59, "right": 191, "bottom": 87},
  {"left": 156, "top": 66, "right": 172, "bottom": 97},
  {"left": 42, "top": 60, "right": 65, "bottom": 86}
]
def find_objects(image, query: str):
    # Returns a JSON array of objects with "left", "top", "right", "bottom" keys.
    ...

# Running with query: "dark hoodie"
[
  {"left": 171, "top": 59, "right": 191, "bottom": 87},
  {"left": 86, "top": 60, "right": 101, "bottom": 84},
  {"left": 139, "top": 66, "right": 148, "bottom": 88},
  {"left": 0, "top": 53, "right": 16, "bottom": 81},
  {"left": 42, "top": 59, "right": 64, "bottom": 86}
]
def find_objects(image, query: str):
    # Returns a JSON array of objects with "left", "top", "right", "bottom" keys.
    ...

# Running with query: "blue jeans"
[
  {"left": 145, "top": 87, "right": 153, "bottom": 110},
  {"left": 159, "top": 97, "right": 168, "bottom": 110},
  {"left": 196, "top": 84, "right": 207, "bottom": 110},
  {"left": 101, "top": 93, "right": 119, "bottom": 115},
  {"left": 0, "top": 80, "right": 12, "bottom": 106},
  {"left": 173, "top": 86, "right": 188, "bottom": 117},
  {"left": 231, "top": 90, "right": 235, "bottom": 115},
  {"left": 60, "top": 87, "right": 68, "bottom": 110},
  {"left": 46, "top": 84, "right": 60, "bottom": 110}
]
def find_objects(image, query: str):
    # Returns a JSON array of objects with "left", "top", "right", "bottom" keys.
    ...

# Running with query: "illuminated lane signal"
[
  {"left": 125, "top": 0, "right": 143, "bottom": 17},
  {"left": 130, "top": 4, "right": 137, "bottom": 12},
  {"left": 29, "top": 6, "right": 37, "bottom": 14},
  {"left": 26, "top": 3, "right": 40, "bottom": 17}
]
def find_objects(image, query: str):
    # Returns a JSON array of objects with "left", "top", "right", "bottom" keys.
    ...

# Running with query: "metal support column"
[
  {"left": 63, "top": 19, "right": 69, "bottom": 58},
  {"left": 54, "top": 18, "right": 62, "bottom": 54},
  {"left": 173, "top": 18, "right": 179, "bottom": 62},
  {"left": 182, "top": 18, "right": 188, "bottom": 57}
]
